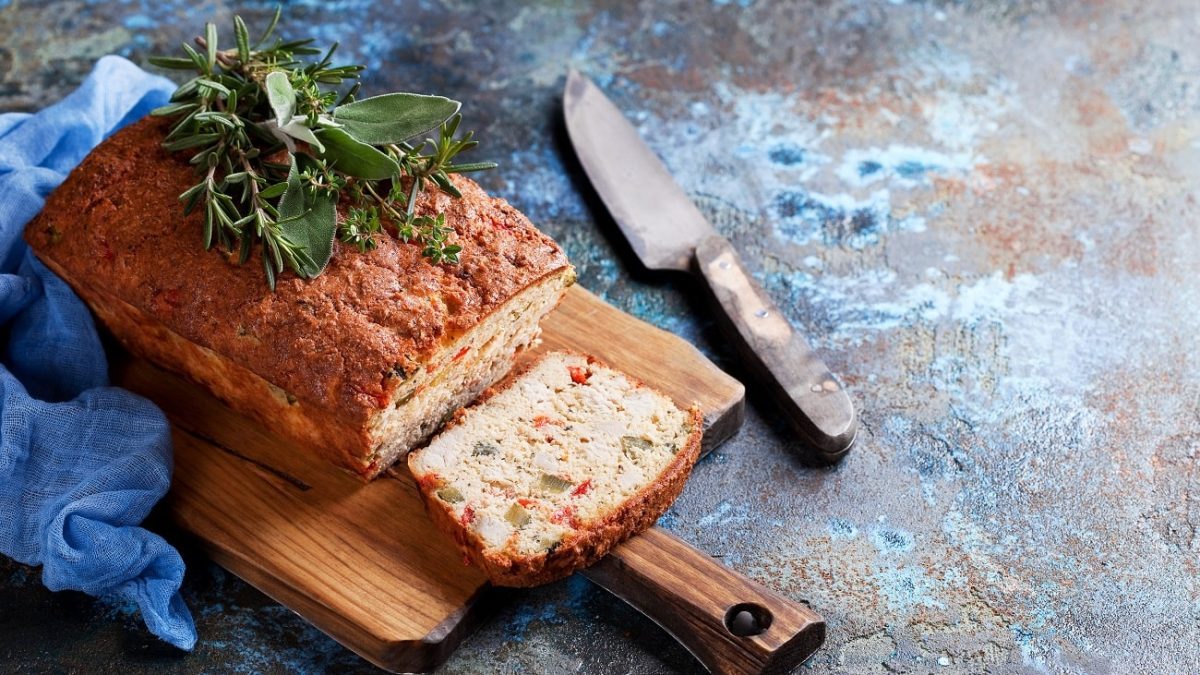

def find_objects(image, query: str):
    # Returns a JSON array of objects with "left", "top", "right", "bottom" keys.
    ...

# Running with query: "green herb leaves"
[
  {"left": 340, "top": 206, "right": 382, "bottom": 252},
  {"left": 265, "top": 71, "right": 326, "bottom": 152},
  {"left": 265, "top": 71, "right": 295, "bottom": 124},
  {"left": 333, "top": 93, "right": 461, "bottom": 145},
  {"left": 278, "top": 157, "right": 337, "bottom": 278},
  {"left": 317, "top": 126, "right": 399, "bottom": 179},
  {"left": 149, "top": 9, "right": 495, "bottom": 290}
]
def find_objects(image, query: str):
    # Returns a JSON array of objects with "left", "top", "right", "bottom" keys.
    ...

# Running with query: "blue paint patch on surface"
[
  {"left": 768, "top": 144, "right": 806, "bottom": 166},
  {"left": 284, "top": 0, "right": 378, "bottom": 9},
  {"left": 1012, "top": 624, "right": 1037, "bottom": 656},
  {"left": 506, "top": 576, "right": 595, "bottom": 642},
  {"left": 871, "top": 528, "right": 915, "bottom": 553},
  {"left": 773, "top": 189, "right": 890, "bottom": 248},
  {"left": 858, "top": 160, "right": 883, "bottom": 176},
  {"left": 122, "top": 14, "right": 156, "bottom": 29},
  {"left": 895, "top": 159, "right": 933, "bottom": 179},
  {"left": 656, "top": 508, "right": 681, "bottom": 530},
  {"left": 508, "top": 597, "right": 566, "bottom": 639},
  {"left": 871, "top": 566, "right": 946, "bottom": 611},
  {"left": 197, "top": 601, "right": 226, "bottom": 619},
  {"left": 829, "top": 518, "right": 858, "bottom": 538},
  {"left": 775, "top": 191, "right": 825, "bottom": 220},
  {"left": 698, "top": 499, "right": 735, "bottom": 526},
  {"left": 837, "top": 145, "right": 974, "bottom": 187}
]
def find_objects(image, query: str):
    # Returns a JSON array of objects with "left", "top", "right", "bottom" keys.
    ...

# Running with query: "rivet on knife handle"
[
  {"left": 694, "top": 234, "right": 857, "bottom": 462},
  {"left": 582, "top": 527, "right": 826, "bottom": 675}
]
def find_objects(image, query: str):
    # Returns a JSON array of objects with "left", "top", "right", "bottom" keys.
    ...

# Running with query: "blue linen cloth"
[{"left": 0, "top": 55, "right": 196, "bottom": 650}]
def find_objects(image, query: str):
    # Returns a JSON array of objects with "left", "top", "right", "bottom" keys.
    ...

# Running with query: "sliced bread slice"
[{"left": 407, "top": 350, "right": 703, "bottom": 586}]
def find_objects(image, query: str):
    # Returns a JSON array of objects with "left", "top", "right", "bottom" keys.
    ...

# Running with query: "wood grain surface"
[
  {"left": 585, "top": 528, "right": 825, "bottom": 675},
  {"left": 111, "top": 286, "right": 759, "bottom": 672}
]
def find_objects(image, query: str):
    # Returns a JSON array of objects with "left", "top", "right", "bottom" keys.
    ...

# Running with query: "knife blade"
[
  {"left": 562, "top": 72, "right": 712, "bottom": 271},
  {"left": 563, "top": 70, "right": 858, "bottom": 461}
]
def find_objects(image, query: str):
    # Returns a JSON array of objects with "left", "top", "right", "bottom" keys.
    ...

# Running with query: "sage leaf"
[
  {"left": 316, "top": 126, "right": 399, "bottom": 179},
  {"left": 265, "top": 71, "right": 295, "bottom": 126},
  {"left": 280, "top": 117, "right": 325, "bottom": 153},
  {"left": 333, "top": 93, "right": 460, "bottom": 145},
  {"left": 277, "top": 156, "right": 307, "bottom": 220},
  {"left": 278, "top": 157, "right": 338, "bottom": 278}
]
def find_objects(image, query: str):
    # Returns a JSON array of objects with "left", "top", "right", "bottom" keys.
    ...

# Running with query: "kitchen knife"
[{"left": 563, "top": 70, "right": 858, "bottom": 462}]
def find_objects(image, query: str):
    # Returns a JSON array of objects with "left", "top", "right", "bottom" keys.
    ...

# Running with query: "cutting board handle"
[{"left": 581, "top": 527, "right": 825, "bottom": 674}]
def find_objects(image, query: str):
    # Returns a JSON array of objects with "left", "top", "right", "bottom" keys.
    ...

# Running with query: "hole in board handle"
[{"left": 724, "top": 603, "right": 773, "bottom": 637}]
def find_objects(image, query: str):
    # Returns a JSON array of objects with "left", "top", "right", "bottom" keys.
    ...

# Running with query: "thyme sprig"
[{"left": 149, "top": 8, "right": 496, "bottom": 289}]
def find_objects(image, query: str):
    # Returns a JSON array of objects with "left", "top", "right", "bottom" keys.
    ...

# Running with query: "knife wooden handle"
[
  {"left": 582, "top": 527, "right": 825, "bottom": 675},
  {"left": 694, "top": 235, "right": 857, "bottom": 462}
]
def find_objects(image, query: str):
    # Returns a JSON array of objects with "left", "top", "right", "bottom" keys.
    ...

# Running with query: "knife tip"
[{"left": 563, "top": 68, "right": 591, "bottom": 102}]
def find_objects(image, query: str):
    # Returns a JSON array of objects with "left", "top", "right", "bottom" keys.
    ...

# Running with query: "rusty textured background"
[{"left": 2, "top": 0, "right": 1198, "bottom": 673}]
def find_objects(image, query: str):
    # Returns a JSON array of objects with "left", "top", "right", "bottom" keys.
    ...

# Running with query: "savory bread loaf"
[
  {"left": 408, "top": 351, "right": 703, "bottom": 586},
  {"left": 24, "top": 117, "right": 575, "bottom": 479}
]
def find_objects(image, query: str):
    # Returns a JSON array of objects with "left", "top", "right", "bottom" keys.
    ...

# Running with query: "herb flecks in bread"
[
  {"left": 408, "top": 351, "right": 703, "bottom": 587},
  {"left": 149, "top": 8, "right": 496, "bottom": 288}
]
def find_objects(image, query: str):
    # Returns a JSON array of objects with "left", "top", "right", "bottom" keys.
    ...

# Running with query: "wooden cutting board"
[{"left": 111, "top": 286, "right": 821, "bottom": 673}]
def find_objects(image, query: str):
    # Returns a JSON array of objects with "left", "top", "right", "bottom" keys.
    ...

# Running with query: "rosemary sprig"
[{"left": 149, "top": 8, "right": 496, "bottom": 289}]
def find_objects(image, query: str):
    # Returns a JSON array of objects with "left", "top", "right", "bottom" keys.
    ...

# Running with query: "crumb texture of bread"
[
  {"left": 24, "top": 117, "right": 574, "bottom": 478},
  {"left": 408, "top": 351, "right": 703, "bottom": 586}
]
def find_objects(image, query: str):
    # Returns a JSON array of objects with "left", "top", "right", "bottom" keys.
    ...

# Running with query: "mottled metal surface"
[{"left": 2, "top": 0, "right": 1199, "bottom": 672}]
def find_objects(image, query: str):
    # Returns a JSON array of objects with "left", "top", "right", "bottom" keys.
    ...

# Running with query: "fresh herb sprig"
[{"left": 149, "top": 8, "right": 496, "bottom": 289}]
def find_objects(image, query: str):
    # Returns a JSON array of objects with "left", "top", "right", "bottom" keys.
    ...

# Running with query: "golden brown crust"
[
  {"left": 38, "top": 253, "right": 373, "bottom": 473},
  {"left": 409, "top": 351, "right": 705, "bottom": 587},
  {"left": 24, "top": 117, "right": 573, "bottom": 477},
  {"left": 25, "top": 116, "right": 570, "bottom": 426}
]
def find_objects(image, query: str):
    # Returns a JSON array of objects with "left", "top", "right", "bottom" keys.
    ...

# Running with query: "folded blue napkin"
[{"left": 0, "top": 56, "right": 196, "bottom": 650}]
